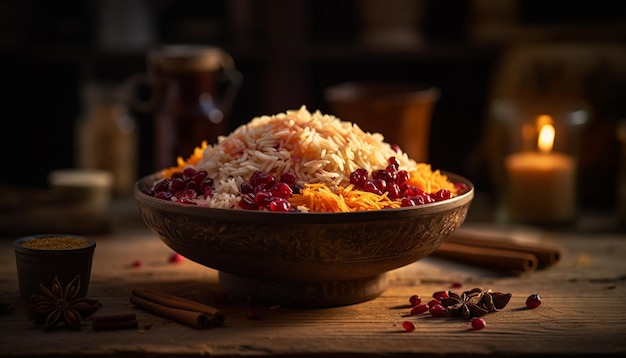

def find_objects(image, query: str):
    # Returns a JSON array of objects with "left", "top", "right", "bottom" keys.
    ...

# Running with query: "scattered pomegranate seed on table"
[
  {"left": 471, "top": 317, "right": 487, "bottom": 330},
  {"left": 526, "top": 293, "right": 542, "bottom": 308},
  {"left": 168, "top": 253, "right": 184, "bottom": 263},
  {"left": 410, "top": 304, "right": 429, "bottom": 315},
  {"left": 402, "top": 320, "right": 416, "bottom": 332},
  {"left": 429, "top": 303, "right": 447, "bottom": 317},
  {"left": 432, "top": 290, "right": 449, "bottom": 300},
  {"left": 131, "top": 260, "right": 142, "bottom": 268},
  {"left": 409, "top": 294, "right": 421, "bottom": 306}
]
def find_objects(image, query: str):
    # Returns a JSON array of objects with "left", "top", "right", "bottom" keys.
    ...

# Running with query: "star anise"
[
  {"left": 440, "top": 288, "right": 511, "bottom": 320},
  {"left": 28, "top": 275, "right": 102, "bottom": 330}
]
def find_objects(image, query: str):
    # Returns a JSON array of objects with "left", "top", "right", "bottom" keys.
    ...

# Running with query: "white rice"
[{"left": 193, "top": 105, "right": 419, "bottom": 208}]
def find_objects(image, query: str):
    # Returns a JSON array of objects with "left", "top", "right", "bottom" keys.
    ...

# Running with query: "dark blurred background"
[{"left": 1, "top": 0, "right": 625, "bottom": 213}]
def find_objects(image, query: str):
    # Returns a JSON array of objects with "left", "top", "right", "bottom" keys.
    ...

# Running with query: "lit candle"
[{"left": 504, "top": 118, "right": 576, "bottom": 224}]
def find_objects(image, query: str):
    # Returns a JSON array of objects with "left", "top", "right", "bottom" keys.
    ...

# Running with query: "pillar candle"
[{"left": 504, "top": 123, "right": 576, "bottom": 224}]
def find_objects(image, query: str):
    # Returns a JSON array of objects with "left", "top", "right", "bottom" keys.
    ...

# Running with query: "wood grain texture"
[{"left": 0, "top": 202, "right": 625, "bottom": 357}]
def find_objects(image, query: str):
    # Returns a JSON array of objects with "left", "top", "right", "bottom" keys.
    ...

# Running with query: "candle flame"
[
  {"left": 536, "top": 114, "right": 553, "bottom": 130},
  {"left": 538, "top": 124, "right": 555, "bottom": 153}
]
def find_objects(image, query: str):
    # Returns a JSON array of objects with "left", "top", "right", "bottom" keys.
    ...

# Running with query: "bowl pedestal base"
[{"left": 218, "top": 271, "right": 388, "bottom": 308}]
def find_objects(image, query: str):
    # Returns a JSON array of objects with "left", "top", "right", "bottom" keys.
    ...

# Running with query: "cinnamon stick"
[
  {"left": 130, "top": 294, "right": 209, "bottom": 328},
  {"left": 130, "top": 289, "right": 225, "bottom": 328},
  {"left": 433, "top": 241, "right": 539, "bottom": 273},
  {"left": 446, "top": 232, "right": 561, "bottom": 269}
]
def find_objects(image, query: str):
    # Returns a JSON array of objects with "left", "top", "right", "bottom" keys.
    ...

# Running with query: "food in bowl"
[{"left": 141, "top": 106, "right": 468, "bottom": 212}]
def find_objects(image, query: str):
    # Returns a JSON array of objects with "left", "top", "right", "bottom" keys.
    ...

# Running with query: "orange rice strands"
[
  {"left": 162, "top": 141, "right": 208, "bottom": 179},
  {"left": 289, "top": 183, "right": 400, "bottom": 213}
]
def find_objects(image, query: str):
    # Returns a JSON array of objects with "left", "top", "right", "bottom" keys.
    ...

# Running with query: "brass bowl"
[{"left": 134, "top": 172, "right": 474, "bottom": 307}]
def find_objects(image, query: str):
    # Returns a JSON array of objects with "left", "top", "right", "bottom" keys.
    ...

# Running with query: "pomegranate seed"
[
  {"left": 387, "top": 182, "right": 401, "bottom": 199},
  {"left": 248, "top": 171, "right": 264, "bottom": 186},
  {"left": 431, "top": 189, "right": 452, "bottom": 201},
  {"left": 240, "top": 182, "right": 254, "bottom": 194},
  {"left": 254, "top": 190, "right": 273, "bottom": 206},
  {"left": 396, "top": 170, "right": 410, "bottom": 186},
  {"left": 372, "top": 178, "right": 387, "bottom": 192},
  {"left": 186, "top": 180, "right": 201, "bottom": 194},
  {"left": 427, "top": 299, "right": 441, "bottom": 308},
  {"left": 182, "top": 188, "right": 198, "bottom": 199},
  {"left": 280, "top": 172, "right": 296, "bottom": 185},
  {"left": 363, "top": 180, "right": 383, "bottom": 195},
  {"left": 154, "top": 179, "right": 170, "bottom": 193},
  {"left": 270, "top": 182, "right": 293, "bottom": 199},
  {"left": 409, "top": 294, "right": 421, "bottom": 306},
  {"left": 411, "top": 195, "right": 427, "bottom": 205},
  {"left": 429, "top": 303, "right": 447, "bottom": 317},
  {"left": 401, "top": 185, "right": 418, "bottom": 197},
  {"left": 269, "top": 198, "right": 292, "bottom": 212},
  {"left": 454, "top": 182, "right": 468, "bottom": 193},
  {"left": 200, "top": 177, "right": 214, "bottom": 190},
  {"left": 471, "top": 317, "right": 486, "bottom": 330},
  {"left": 400, "top": 198, "right": 416, "bottom": 207},
  {"left": 182, "top": 167, "right": 197, "bottom": 178},
  {"left": 238, "top": 194, "right": 259, "bottom": 210},
  {"left": 433, "top": 290, "right": 449, "bottom": 300},
  {"left": 385, "top": 166, "right": 398, "bottom": 181},
  {"left": 388, "top": 156, "right": 399, "bottom": 171},
  {"left": 422, "top": 194, "right": 436, "bottom": 204},
  {"left": 526, "top": 294, "right": 542, "bottom": 308},
  {"left": 169, "top": 253, "right": 184, "bottom": 263},
  {"left": 402, "top": 320, "right": 415, "bottom": 332},
  {"left": 250, "top": 171, "right": 275, "bottom": 188},
  {"left": 155, "top": 191, "right": 173, "bottom": 200},
  {"left": 450, "top": 282, "right": 463, "bottom": 288},
  {"left": 410, "top": 304, "right": 429, "bottom": 315},
  {"left": 131, "top": 260, "right": 142, "bottom": 268},
  {"left": 173, "top": 179, "right": 189, "bottom": 192},
  {"left": 192, "top": 170, "right": 208, "bottom": 183},
  {"left": 349, "top": 170, "right": 367, "bottom": 187}
]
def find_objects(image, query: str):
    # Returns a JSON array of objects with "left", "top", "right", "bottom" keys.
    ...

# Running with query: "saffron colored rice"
[{"left": 162, "top": 106, "right": 457, "bottom": 211}]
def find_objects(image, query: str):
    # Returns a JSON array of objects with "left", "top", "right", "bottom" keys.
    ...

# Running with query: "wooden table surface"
[{"left": 1, "top": 196, "right": 625, "bottom": 357}]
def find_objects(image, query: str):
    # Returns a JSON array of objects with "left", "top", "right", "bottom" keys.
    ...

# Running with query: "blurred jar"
[
  {"left": 134, "top": 45, "right": 242, "bottom": 170},
  {"left": 76, "top": 81, "right": 138, "bottom": 197},
  {"left": 324, "top": 81, "right": 439, "bottom": 164}
]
